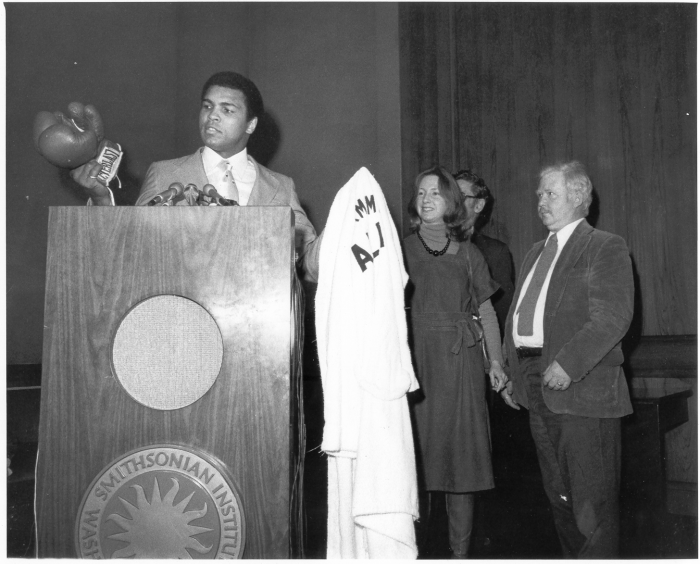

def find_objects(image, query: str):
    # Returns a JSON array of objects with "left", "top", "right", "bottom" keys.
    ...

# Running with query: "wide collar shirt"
[
  {"left": 513, "top": 218, "right": 585, "bottom": 348},
  {"left": 201, "top": 146, "right": 257, "bottom": 205}
]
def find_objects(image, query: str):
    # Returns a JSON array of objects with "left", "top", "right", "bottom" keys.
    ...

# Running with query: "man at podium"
[{"left": 69, "top": 71, "right": 322, "bottom": 281}]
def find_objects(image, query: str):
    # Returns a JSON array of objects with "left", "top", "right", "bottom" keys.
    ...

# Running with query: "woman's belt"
[{"left": 410, "top": 311, "right": 482, "bottom": 355}]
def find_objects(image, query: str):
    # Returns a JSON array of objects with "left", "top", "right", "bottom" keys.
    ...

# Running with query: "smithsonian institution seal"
[{"left": 75, "top": 445, "right": 245, "bottom": 559}]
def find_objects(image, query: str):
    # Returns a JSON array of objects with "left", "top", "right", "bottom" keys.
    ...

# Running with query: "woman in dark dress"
[{"left": 405, "top": 166, "right": 507, "bottom": 558}]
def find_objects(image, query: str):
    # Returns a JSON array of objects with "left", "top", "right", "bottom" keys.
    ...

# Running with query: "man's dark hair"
[
  {"left": 454, "top": 169, "right": 492, "bottom": 203},
  {"left": 454, "top": 168, "right": 494, "bottom": 230},
  {"left": 201, "top": 71, "right": 264, "bottom": 121}
]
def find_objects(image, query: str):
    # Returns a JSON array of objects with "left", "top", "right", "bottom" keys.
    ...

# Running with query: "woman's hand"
[
  {"left": 500, "top": 381, "right": 520, "bottom": 410},
  {"left": 488, "top": 360, "right": 507, "bottom": 393}
]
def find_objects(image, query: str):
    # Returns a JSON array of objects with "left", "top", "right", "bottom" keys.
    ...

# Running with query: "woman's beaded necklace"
[{"left": 417, "top": 231, "right": 451, "bottom": 256}]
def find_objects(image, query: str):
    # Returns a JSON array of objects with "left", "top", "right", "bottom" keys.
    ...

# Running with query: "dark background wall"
[
  {"left": 6, "top": 2, "right": 402, "bottom": 364},
  {"left": 7, "top": 2, "right": 697, "bottom": 356},
  {"left": 400, "top": 3, "right": 697, "bottom": 338}
]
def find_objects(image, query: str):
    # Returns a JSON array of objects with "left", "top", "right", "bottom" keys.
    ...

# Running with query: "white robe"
[{"left": 316, "top": 167, "right": 419, "bottom": 559}]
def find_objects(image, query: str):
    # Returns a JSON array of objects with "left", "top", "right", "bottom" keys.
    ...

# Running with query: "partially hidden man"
[
  {"left": 500, "top": 161, "right": 634, "bottom": 558},
  {"left": 454, "top": 169, "right": 515, "bottom": 336},
  {"left": 70, "top": 71, "right": 322, "bottom": 280}
]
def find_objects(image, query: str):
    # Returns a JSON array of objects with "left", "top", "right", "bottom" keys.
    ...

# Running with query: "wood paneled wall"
[{"left": 400, "top": 3, "right": 696, "bottom": 337}]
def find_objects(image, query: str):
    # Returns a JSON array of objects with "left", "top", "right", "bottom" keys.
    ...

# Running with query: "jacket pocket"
[{"left": 573, "top": 366, "right": 620, "bottom": 406}]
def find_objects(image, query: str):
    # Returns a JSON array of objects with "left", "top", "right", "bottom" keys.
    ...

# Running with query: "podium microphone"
[
  {"left": 148, "top": 182, "right": 184, "bottom": 206},
  {"left": 203, "top": 184, "right": 236, "bottom": 206},
  {"left": 183, "top": 183, "right": 203, "bottom": 206}
]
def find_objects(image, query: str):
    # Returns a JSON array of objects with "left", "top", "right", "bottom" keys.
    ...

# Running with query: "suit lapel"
[
  {"left": 181, "top": 149, "right": 209, "bottom": 187},
  {"left": 246, "top": 157, "right": 280, "bottom": 206},
  {"left": 543, "top": 220, "right": 593, "bottom": 344},
  {"left": 505, "top": 240, "right": 545, "bottom": 335},
  {"left": 517, "top": 242, "right": 545, "bottom": 291}
]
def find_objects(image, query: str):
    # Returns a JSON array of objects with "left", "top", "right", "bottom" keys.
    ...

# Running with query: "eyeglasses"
[{"left": 462, "top": 195, "right": 483, "bottom": 200}]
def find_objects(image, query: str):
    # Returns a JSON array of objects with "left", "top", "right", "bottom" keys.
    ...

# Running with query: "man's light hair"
[{"left": 540, "top": 161, "right": 593, "bottom": 214}]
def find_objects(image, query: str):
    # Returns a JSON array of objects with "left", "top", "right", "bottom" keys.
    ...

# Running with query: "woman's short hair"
[
  {"left": 540, "top": 161, "right": 593, "bottom": 213},
  {"left": 201, "top": 71, "right": 264, "bottom": 122},
  {"left": 408, "top": 165, "right": 469, "bottom": 240}
]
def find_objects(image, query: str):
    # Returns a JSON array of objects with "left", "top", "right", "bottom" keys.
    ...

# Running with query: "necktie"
[
  {"left": 219, "top": 161, "right": 239, "bottom": 203},
  {"left": 517, "top": 234, "right": 558, "bottom": 336}
]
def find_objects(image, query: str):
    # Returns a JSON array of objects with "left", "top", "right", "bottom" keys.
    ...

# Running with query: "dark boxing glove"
[
  {"left": 33, "top": 102, "right": 104, "bottom": 168},
  {"left": 34, "top": 102, "right": 123, "bottom": 184}
]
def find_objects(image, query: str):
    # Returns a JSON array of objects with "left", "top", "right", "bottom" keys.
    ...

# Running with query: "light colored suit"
[{"left": 135, "top": 148, "right": 321, "bottom": 281}]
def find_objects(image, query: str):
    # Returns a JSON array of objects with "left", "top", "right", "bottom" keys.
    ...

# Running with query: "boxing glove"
[{"left": 33, "top": 102, "right": 105, "bottom": 168}]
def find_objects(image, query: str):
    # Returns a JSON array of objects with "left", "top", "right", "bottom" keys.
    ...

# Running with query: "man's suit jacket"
[
  {"left": 504, "top": 220, "right": 634, "bottom": 418},
  {"left": 135, "top": 149, "right": 321, "bottom": 281},
  {"left": 472, "top": 232, "right": 515, "bottom": 336}
]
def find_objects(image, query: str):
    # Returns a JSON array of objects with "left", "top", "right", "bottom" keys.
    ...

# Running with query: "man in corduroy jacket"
[{"left": 500, "top": 161, "right": 634, "bottom": 558}]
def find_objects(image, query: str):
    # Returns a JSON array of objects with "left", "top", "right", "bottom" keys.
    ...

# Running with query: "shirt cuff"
[{"left": 87, "top": 188, "right": 115, "bottom": 206}]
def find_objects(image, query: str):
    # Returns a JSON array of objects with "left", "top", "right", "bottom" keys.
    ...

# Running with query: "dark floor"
[
  {"left": 8, "top": 381, "right": 698, "bottom": 558},
  {"left": 300, "top": 383, "right": 698, "bottom": 559},
  {"left": 7, "top": 442, "right": 38, "bottom": 558}
]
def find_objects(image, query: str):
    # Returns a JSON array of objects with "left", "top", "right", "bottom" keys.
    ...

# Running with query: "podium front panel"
[{"left": 37, "top": 206, "right": 295, "bottom": 558}]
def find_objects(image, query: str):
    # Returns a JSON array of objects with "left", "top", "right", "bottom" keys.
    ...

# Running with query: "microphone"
[
  {"left": 202, "top": 184, "right": 237, "bottom": 206},
  {"left": 183, "top": 183, "right": 202, "bottom": 206},
  {"left": 147, "top": 182, "right": 184, "bottom": 206}
]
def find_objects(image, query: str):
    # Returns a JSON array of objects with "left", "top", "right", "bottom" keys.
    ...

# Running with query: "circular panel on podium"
[{"left": 112, "top": 295, "right": 223, "bottom": 410}]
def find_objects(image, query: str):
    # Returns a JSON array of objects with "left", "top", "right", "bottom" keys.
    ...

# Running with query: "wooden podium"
[{"left": 36, "top": 206, "right": 303, "bottom": 559}]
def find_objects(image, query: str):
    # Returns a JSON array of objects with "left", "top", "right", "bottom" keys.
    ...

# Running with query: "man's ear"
[
  {"left": 246, "top": 117, "right": 258, "bottom": 135},
  {"left": 475, "top": 199, "right": 486, "bottom": 214}
]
